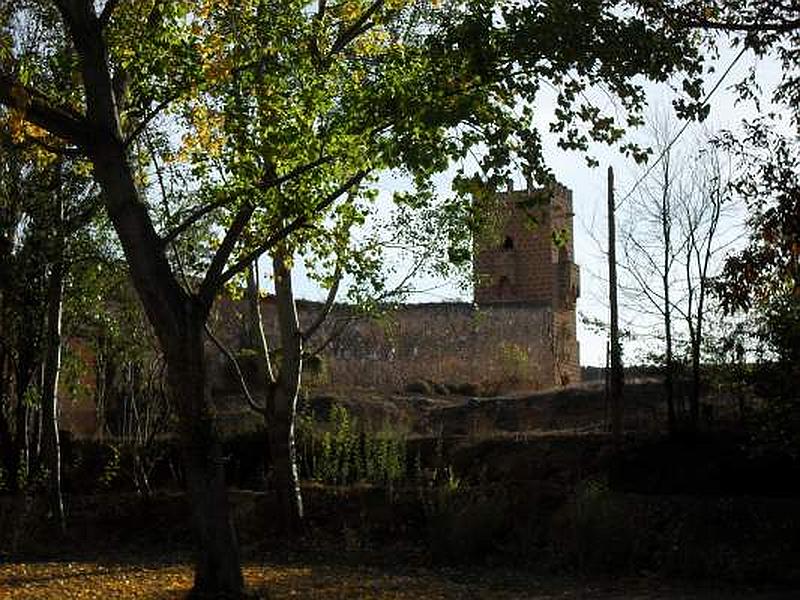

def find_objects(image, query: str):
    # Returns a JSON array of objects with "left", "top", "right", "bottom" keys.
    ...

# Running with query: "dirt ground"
[
  {"left": 298, "top": 377, "right": 740, "bottom": 439},
  {"left": 2, "top": 379, "right": 793, "bottom": 598},
  {"left": 1, "top": 558, "right": 797, "bottom": 599}
]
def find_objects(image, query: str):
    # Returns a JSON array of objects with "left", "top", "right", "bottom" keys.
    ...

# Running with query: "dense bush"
[{"left": 298, "top": 404, "right": 408, "bottom": 486}]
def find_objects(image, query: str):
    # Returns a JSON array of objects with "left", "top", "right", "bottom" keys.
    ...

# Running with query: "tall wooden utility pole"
[{"left": 607, "top": 166, "right": 624, "bottom": 442}]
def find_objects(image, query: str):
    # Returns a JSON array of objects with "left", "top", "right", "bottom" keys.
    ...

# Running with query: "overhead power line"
[{"left": 615, "top": 46, "right": 748, "bottom": 210}]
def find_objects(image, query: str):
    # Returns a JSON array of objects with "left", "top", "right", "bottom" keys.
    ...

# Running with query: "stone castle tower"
[
  {"left": 205, "top": 181, "right": 582, "bottom": 395},
  {"left": 204, "top": 183, "right": 583, "bottom": 398},
  {"left": 474, "top": 181, "right": 581, "bottom": 384}
]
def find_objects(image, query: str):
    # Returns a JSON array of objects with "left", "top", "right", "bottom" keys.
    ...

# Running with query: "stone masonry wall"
[
  {"left": 470, "top": 181, "right": 580, "bottom": 388},
  {"left": 207, "top": 181, "right": 582, "bottom": 396},
  {"left": 474, "top": 183, "right": 573, "bottom": 307},
  {"left": 312, "top": 302, "right": 556, "bottom": 391},
  {"left": 208, "top": 297, "right": 564, "bottom": 394},
  {"left": 60, "top": 178, "right": 582, "bottom": 438}
]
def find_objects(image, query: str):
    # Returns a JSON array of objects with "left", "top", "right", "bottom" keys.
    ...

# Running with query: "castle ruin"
[
  {"left": 61, "top": 183, "right": 581, "bottom": 437},
  {"left": 222, "top": 181, "right": 581, "bottom": 393}
]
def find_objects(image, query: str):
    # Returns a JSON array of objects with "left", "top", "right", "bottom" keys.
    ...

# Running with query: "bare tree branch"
[
  {"left": 161, "top": 156, "right": 335, "bottom": 247},
  {"left": 0, "top": 72, "right": 91, "bottom": 148},
  {"left": 219, "top": 169, "right": 368, "bottom": 286},
  {"left": 306, "top": 314, "right": 358, "bottom": 358},
  {"left": 685, "top": 16, "right": 800, "bottom": 33},
  {"left": 161, "top": 195, "right": 233, "bottom": 247},
  {"left": 199, "top": 202, "right": 256, "bottom": 308},
  {"left": 123, "top": 95, "right": 178, "bottom": 148},
  {"left": 637, "top": 0, "right": 800, "bottom": 33},
  {"left": 142, "top": 130, "right": 195, "bottom": 293},
  {"left": 204, "top": 324, "right": 266, "bottom": 416},
  {"left": 247, "top": 261, "right": 277, "bottom": 385},
  {"left": 625, "top": 230, "right": 662, "bottom": 274},
  {"left": 259, "top": 155, "right": 333, "bottom": 190},
  {"left": 301, "top": 263, "right": 342, "bottom": 342}
]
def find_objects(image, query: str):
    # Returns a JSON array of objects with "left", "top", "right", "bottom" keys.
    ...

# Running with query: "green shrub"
[
  {"left": 548, "top": 477, "right": 672, "bottom": 574},
  {"left": 572, "top": 477, "right": 637, "bottom": 571},
  {"left": 299, "top": 403, "right": 408, "bottom": 486}
]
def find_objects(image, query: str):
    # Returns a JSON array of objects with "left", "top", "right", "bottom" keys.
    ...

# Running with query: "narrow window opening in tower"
[{"left": 502, "top": 236, "right": 514, "bottom": 251}]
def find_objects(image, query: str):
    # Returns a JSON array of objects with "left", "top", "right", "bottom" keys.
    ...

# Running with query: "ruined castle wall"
[
  {"left": 552, "top": 308, "right": 580, "bottom": 386},
  {"left": 206, "top": 180, "right": 582, "bottom": 396},
  {"left": 310, "top": 302, "right": 557, "bottom": 391},
  {"left": 208, "top": 297, "right": 563, "bottom": 393}
]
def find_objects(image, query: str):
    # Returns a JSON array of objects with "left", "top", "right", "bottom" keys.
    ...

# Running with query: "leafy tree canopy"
[{"left": 1, "top": 1, "right": 708, "bottom": 300}]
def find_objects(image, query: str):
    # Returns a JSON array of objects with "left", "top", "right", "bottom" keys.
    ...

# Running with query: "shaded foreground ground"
[
  {"left": 1, "top": 558, "right": 798, "bottom": 600},
  {"left": 3, "top": 381, "right": 797, "bottom": 598}
]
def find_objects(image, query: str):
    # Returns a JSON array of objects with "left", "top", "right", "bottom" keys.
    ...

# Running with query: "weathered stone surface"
[{"left": 210, "top": 182, "right": 580, "bottom": 395}]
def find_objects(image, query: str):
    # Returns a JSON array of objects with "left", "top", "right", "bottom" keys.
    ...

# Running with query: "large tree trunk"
[
  {"left": 244, "top": 258, "right": 304, "bottom": 532},
  {"left": 268, "top": 253, "right": 304, "bottom": 532},
  {"left": 57, "top": 3, "right": 246, "bottom": 594},
  {"left": 0, "top": 350, "right": 14, "bottom": 489},
  {"left": 41, "top": 235, "right": 66, "bottom": 533},
  {"left": 12, "top": 359, "right": 33, "bottom": 492},
  {"left": 89, "top": 136, "right": 245, "bottom": 599},
  {"left": 166, "top": 317, "right": 244, "bottom": 597},
  {"left": 267, "top": 388, "right": 303, "bottom": 533}
]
